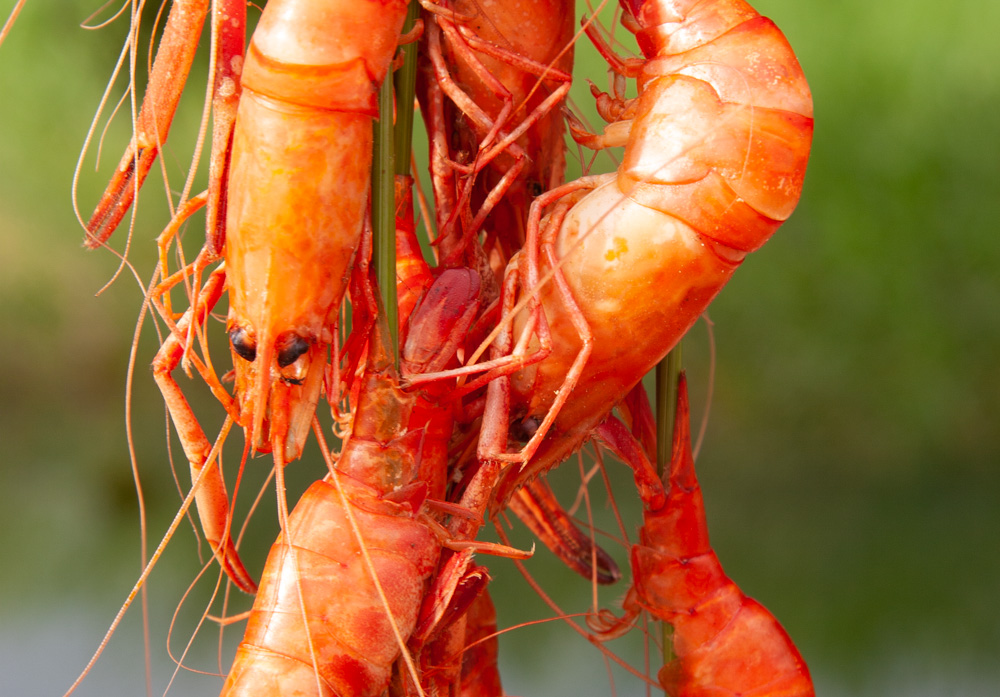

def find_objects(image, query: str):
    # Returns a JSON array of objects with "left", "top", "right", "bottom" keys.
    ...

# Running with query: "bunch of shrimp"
[
  {"left": 69, "top": 1, "right": 560, "bottom": 691},
  {"left": 411, "top": 0, "right": 817, "bottom": 694},
  {"left": 401, "top": 0, "right": 814, "bottom": 609},
  {"left": 218, "top": 170, "right": 536, "bottom": 697},
  {"left": 410, "top": 0, "right": 632, "bottom": 574},
  {"left": 219, "top": 257, "right": 507, "bottom": 696},
  {"left": 404, "top": 1, "right": 817, "bottom": 688},
  {"left": 66, "top": 0, "right": 818, "bottom": 694},
  {"left": 66, "top": 0, "right": 447, "bottom": 692}
]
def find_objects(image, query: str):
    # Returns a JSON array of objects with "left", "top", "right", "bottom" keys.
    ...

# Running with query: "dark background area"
[{"left": 1, "top": 1, "right": 998, "bottom": 695}]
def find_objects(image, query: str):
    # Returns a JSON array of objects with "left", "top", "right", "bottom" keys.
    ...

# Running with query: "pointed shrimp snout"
[{"left": 228, "top": 324, "right": 329, "bottom": 462}]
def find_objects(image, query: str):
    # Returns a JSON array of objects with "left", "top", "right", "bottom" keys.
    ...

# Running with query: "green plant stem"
[
  {"left": 372, "top": 1, "right": 420, "bottom": 370},
  {"left": 655, "top": 345, "right": 683, "bottom": 474},
  {"left": 393, "top": 0, "right": 420, "bottom": 177},
  {"left": 372, "top": 80, "right": 396, "bottom": 367},
  {"left": 655, "top": 344, "right": 683, "bottom": 677}
]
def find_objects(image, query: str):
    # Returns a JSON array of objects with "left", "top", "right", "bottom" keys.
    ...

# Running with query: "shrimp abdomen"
[{"left": 221, "top": 476, "right": 439, "bottom": 697}]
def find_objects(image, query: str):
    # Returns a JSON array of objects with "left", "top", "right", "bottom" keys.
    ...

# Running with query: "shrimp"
[
  {"left": 416, "top": 0, "right": 574, "bottom": 273},
  {"left": 473, "top": 0, "right": 813, "bottom": 510},
  {"left": 399, "top": 188, "right": 620, "bottom": 587},
  {"left": 595, "top": 374, "right": 815, "bottom": 696},
  {"left": 220, "top": 314, "right": 442, "bottom": 697},
  {"left": 143, "top": 0, "right": 412, "bottom": 591}
]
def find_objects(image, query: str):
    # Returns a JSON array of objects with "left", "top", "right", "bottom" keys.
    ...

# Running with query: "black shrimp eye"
[
  {"left": 229, "top": 328, "right": 257, "bottom": 362},
  {"left": 528, "top": 180, "right": 543, "bottom": 198},
  {"left": 275, "top": 333, "right": 310, "bottom": 368}
]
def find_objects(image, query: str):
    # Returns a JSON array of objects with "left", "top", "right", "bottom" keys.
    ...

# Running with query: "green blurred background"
[{"left": 1, "top": 0, "right": 998, "bottom": 695}]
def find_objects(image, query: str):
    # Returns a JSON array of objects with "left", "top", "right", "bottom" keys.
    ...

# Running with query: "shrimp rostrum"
[{"left": 475, "top": 0, "right": 813, "bottom": 507}]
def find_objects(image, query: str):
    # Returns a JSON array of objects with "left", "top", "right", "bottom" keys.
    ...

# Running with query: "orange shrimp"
[
  {"left": 471, "top": 0, "right": 813, "bottom": 510},
  {"left": 222, "top": 0, "right": 412, "bottom": 458},
  {"left": 141, "top": 0, "right": 412, "bottom": 592},
  {"left": 65, "top": 11, "right": 420, "bottom": 680},
  {"left": 416, "top": 0, "right": 574, "bottom": 272},
  {"left": 220, "top": 315, "right": 443, "bottom": 697},
  {"left": 595, "top": 374, "right": 815, "bottom": 696}
]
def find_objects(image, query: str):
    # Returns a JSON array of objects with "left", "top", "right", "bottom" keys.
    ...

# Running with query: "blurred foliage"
[{"left": 1, "top": 0, "right": 999, "bottom": 695}]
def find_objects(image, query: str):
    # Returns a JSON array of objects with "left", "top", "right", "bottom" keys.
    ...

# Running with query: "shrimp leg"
[
  {"left": 151, "top": 263, "right": 257, "bottom": 593},
  {"left": 85, "top": 0, "right": 246, "bottom": 251}
]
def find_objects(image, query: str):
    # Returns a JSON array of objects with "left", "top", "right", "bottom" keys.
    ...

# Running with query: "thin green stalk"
[
  {"left": 372, "top": 79, "right": 397, "bottom": 368},
  {"left": 654, "top": 344, "right": 683, "bottom": 676},
  {"left": 372, "top": 1, "right": 420, "bottom": 370},
  {"left": 655, "top": 345, "right": 683, "bottom": 475},
  {"left": 393, "top": 0, "right": 421, "bottom": 176}
]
